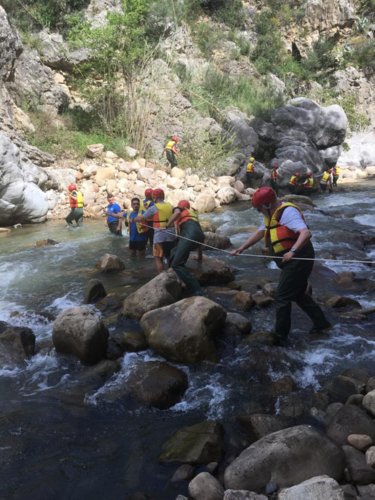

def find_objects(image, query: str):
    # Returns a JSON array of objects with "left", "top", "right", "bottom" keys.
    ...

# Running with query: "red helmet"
[
  {"left": 152, "top": 188, "right": 165, "bottom": 200},
  {"left": 144, "top": 188, "right": 153, "bottom": 198},
  {"left": 171, "top": 135, "right": 180, "bottom": 142},
  {"left": 295, "top": 172, "right": 301, "bottom": 177},
  {"left": 251, "top": 187, "right": 277, "bottom": 208},
  {"left": 68, "top": 183, "right": 77, "bottom": 192},
  {"left": 177, "top": 200, "right": 190, "bottom": 209}
]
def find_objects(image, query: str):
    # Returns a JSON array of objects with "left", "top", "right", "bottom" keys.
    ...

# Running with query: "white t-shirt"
[{"left": 259, "top": 206, "right": 307, "bottom": 233}]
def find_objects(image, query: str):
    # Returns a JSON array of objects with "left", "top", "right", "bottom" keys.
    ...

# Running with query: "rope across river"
[{"left": 139, "top": 222, "right": 375, "bottom": 266}]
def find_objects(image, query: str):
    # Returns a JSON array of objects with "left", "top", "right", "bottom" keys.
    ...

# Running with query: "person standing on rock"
[
  {"left": 167, "top": 200, "right": 204, "bottom": 295},
  {"left": 230, "top": 186, "right": 331, "bottom": 345},
  {"left": 164, "top": 135, "right": 180, "bottom": 168},
  {"left": 332, "top": 165, "right": 340, "bottom": 187},
  {"left": 246, "top": 156, "right": 256, "bottom": 187},
  {"left": 320, "top": 168, "right": 333, "bottom": 193},
  {"left": 66, "top": 183, "right": 84, "bottom": 227},
  {"left": 105, "top": 194, "right": 123, "bottom": 236},
  {"left": 135, "top": 188, "right": 176, "bottom": 273}
]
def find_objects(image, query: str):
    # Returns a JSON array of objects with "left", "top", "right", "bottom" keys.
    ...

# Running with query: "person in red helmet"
[
  {"left": 65, "top": 183, "right": 84, "bottom": 227},
  {"left": 230, "top": 186, "right": 331, "bottom": 345},
  {"left": 135, "top": 188, "right": 176, "bottom": 272},
  {"left": 164, "top": 135, "right": 180, "bottom": 168},
  {"left": 166, "top": 200, "right": 204, "bottom": 295},
  {"left": 288, "top": 171, "right": 302, "bottom": 194}
]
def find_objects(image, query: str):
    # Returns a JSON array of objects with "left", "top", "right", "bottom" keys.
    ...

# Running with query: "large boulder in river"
[
  {"left": 141, "top": 296, "right": 227, "bottom": 363},
  {"left": 0, "top": 326, "right": 35, "bottom": 366},
  {"left": 125, "top": 361, "right": 188, "bottom": 409},
  {"left": 52, "top": 306, "right": 109, "bottom": 365},
  {"left": 224, "top": 425, "right": 345, "bottom": 492},
  {"left": 188, "top": 256, "right": 235, "bottom": 285},
  {"left": 0, "top": 133, "right": 50, "bottom": 225},
  {"left": 122, "top": 270, "right": 183, "bottom": 320}
]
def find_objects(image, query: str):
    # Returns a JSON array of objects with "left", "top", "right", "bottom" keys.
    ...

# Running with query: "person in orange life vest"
[
  {"left": 270, "top": 162, "right": 279, "bottom": 195},
  {"left": 142, "top": 188, "right": 154, "bottom": 248},
  {"left": 135, "top": 188, "right": 176, "bottom": 273},
  {"left": 167, "top": 200, "right": 204, "bottom": 295},
  {"left": 288, "top": 172, "right": 302, "bottom": 194},
  {"left": 164, "top": 135, "right": 180, "bottom": 168},
  {"left": 230, "top": 187, "right": 331, "bottom": 346},
  {"left": 320, "top": 168, "right": 333, "bottom": 193},
  {"left": 127, "top": 197, "right": 149, "bottom": 257},
  {"left": 65, "top": 183, "right": 84, "bottom": 227}
]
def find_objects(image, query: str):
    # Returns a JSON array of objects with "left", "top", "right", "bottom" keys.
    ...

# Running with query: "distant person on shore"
[
  {"left": 320, "top": 168, "right": 333, "bottom": 193},
  {"left": 105, "top": 194, "right": 123, "bottom": 236},
  {"left": 164, "top": 135, "right": 180, "bottom": 168},
  {"left": 167, "top": 200, "right": 204, "bottom": 295},
  {"left": 66, "top": 183, "right": 84, "bottom": 227},
  {"left": 230, "top": 186, "right": 331, "bottom": 346},
  {"left": 135, "top": 188, "right": 176, "bottom": 273},
  {"left": 127, "top": 197, "right": 149, "bottom": 257},
  {"left": 246, "top": 156, "right": 256, "bottom": 187}
]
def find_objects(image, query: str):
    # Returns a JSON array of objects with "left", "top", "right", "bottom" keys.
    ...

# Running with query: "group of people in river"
[{"left": 65, "top": 146, "right": 333, "bottom": 346}]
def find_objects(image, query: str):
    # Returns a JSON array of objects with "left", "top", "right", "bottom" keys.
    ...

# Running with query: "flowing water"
[{"left": 0, "top": 182, "right": 374, "bottom": 499}]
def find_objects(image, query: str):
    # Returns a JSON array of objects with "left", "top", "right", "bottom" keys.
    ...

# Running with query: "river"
[{"left": 0, "top": 182, "right": 374, "bottom": 499}]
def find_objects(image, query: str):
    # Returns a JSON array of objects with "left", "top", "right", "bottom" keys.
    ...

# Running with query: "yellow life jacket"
[
  {"left": 166, "top": 140, "right": 177, "bottom": 151},
  {"left": 264, "top": 202, "right": 305, "bottom": 255},
  {"left": 333, "top": 166, "right": 340, "bottom": 176},
  {"left": 321, "top": 171, "right": 331, "bottom": 183},
  {"left": 289, "top": 175, "right": 298, "bottom": 186},
  {"left": 152, "top": 202, "right": 173, "bottom": 229},
  {"left": 246, "top": 161, "right": 254, "bottom": 173},
  {"left": 302, "top": 177, "right": 314, "bottom": 188},
  {"left": 69, "top": 190, "right": 84, "bottom": 208}
]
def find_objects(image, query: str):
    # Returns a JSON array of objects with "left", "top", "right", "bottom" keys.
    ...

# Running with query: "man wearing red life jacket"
[
  {"left": 66, "top": 183, "right": 84, "bottom": 227},
  {"left": 167, "top": 200, "right": 204, "bottom": 295},
  {"left": 135, "top": 188, "right": 176, "bottom": 273},
  {"left": 230, "top": 187, "right": 331, "bottom": 345}
]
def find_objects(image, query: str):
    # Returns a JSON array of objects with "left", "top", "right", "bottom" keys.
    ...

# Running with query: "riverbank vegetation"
[{"left": 5, "top": 0, "right": 373, "bottom": 163}]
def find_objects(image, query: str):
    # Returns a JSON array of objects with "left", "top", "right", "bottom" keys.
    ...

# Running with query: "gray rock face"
[
  {"left": 141, "top": 296, "right": 226, "bottom": 364},
  {"left": 0, "top": 6, "right": 22, "bottom": 80},
  {"left": 6, "top": 48, "right": 70, "bottom": 115},
  {"left": 52, "top": 305, "right": 109, "bottom": 365},
  {"left": 251, "top": 98, "right": 348, "bottom": 186},
  {"left": 224, "top": 425, "right": 345, "bottom": 492},
  {"left": 0, "top": 133, "right": 50, "bottom": 225},
  {"left": 36, "top": 30, "right": 90, "bottom": 71}
]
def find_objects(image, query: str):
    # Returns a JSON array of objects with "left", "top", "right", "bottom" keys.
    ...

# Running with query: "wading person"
[
  {"left": 66, "top": 183, "right": 84, "bottom": 227},
  {"left": 167, "top": 200, "right": 204, "bottom": 295},
  {"left": 135, "top": 188, "right": 176, "bottom": 273},
  {"left": 230, "top": 186, "right": 331, "bottom": 345},
  {"left": 105, "top": 194, "right": 123, "bottom": 236},
  {"left": 127, "top": 197, "right": 149, "bottom": 257}
]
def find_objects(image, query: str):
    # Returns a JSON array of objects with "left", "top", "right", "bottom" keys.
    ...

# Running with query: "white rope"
[{"left": 139, "top": 222, "right": 375, "bottom": 266}]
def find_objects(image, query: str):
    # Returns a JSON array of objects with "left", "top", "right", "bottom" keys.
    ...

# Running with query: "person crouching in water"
[
  {"left": 230, "top": 187, "right": 331, "bottom": 346},
  {"left": 127, "top": 197, "right": 149, "bottom": 257},
  {"left": 167, "top": 200, "right": 204, "bottom": 295},
  {"left": 135, "top": 188, "right": 176, "bottom": 273}
]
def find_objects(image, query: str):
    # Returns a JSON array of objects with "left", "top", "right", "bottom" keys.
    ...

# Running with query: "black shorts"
[{"left": 129, "top": 240, "right": 147, "bottom": 251}]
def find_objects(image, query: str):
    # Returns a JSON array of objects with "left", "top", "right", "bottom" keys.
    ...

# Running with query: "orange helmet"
[
  {"left": 144, "top": 188, "right": 153, "bottom": 198},
  {"left": 251, "top": 187, "right": 277, "bottom": 208},
  {"left": 177, "top": 200, "right": 190, "bottom": 209},
  {"left": 68, "top": 183, "right": 77, "bottom": 191},
  {"left": 152, "top": 188, "right": 165, "bottom": 200}
]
